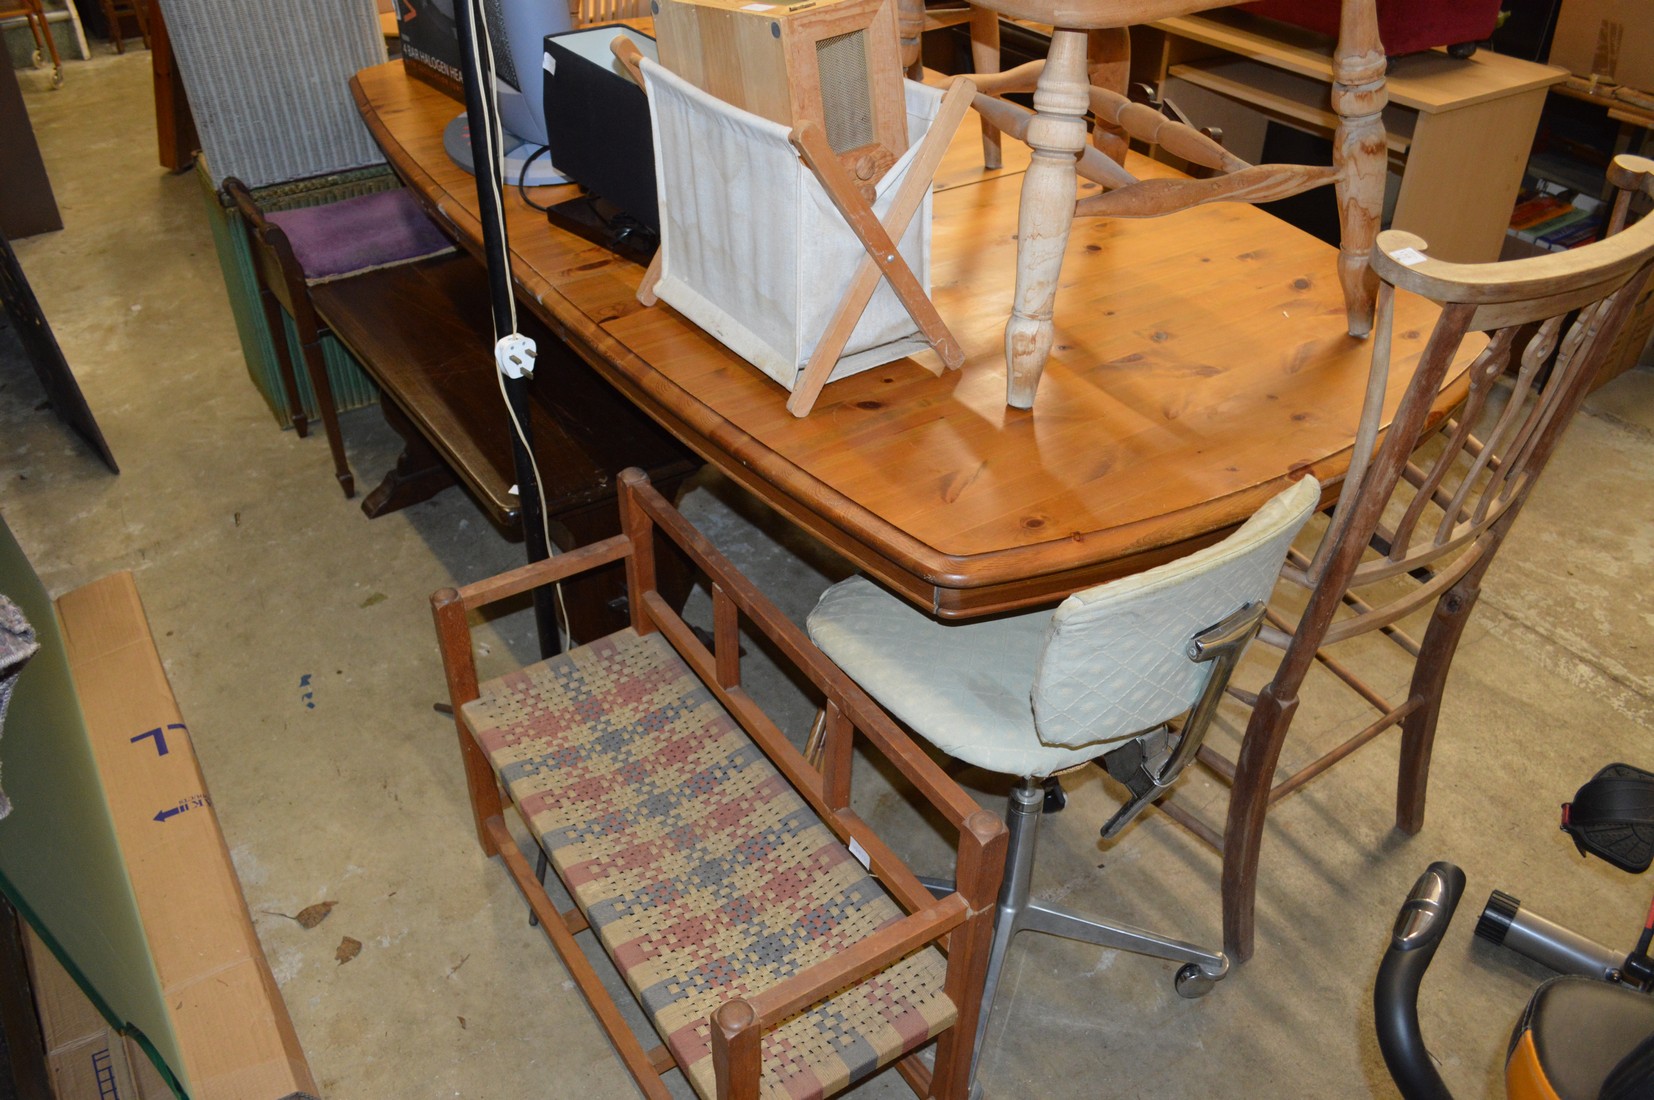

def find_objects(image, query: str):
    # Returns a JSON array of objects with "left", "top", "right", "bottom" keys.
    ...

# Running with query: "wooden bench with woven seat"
[{"left": 432, "top": 470, "right": 1005, "bottom": 1100}]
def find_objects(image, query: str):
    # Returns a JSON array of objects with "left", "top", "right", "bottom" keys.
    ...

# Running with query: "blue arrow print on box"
[{"left": 152, "top": 794, "right": 209, "bottom": 823}]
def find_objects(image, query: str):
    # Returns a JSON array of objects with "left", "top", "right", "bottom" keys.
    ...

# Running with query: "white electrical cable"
[{"left": 466, "top": 0, "right": 571, "bottom": 646}]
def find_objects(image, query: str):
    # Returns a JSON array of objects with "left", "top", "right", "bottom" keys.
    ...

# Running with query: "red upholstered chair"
[{"left": 1241, "top": 0, "right": 1503, "bottom": 57}]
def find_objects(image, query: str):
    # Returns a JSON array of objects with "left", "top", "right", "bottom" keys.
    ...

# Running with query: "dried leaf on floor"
[
  {"left": 336, "top": 936, "right": 362, "bottom": 965},
  {"left": 262, "top": 900, "right": 337, "bottom": 928},
  {"left": 458, "top": 1016, "right": 467, "bottom": 1029},
  {"left": 295, "top": 901, "right": 336, "bottom": 928}
]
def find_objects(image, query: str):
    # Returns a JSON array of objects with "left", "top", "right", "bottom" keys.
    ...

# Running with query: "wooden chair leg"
[
  {"left": 1087, "top": 26, "right": 1130, "bottom": 166},
  {"left": 297, "top": 334, "right": 355, "bottom": 498},
  {"left": 34, "top": 0, "right": 63, "bottom": 79},
  {"left": 1330, "top": 0, "right": 1384, "bottom": 338},
  {"left": 968, "top": 7, "right": 1002, "bottom": 171},
  {"left": 258, "top": 290, "right": 309, "bottom": 437},
  {"left": 100, "top": 0, "right": 125, "bottom": 52},
  {"left": 1003, "top": 26, "right": 1088, "bottom": 409},
  {"left": 929, "top": 809, "right": 1005, "bottom": 1099},
  {"left": 896, "top": 0, "right": 923, "bottom": 77},
  {"left": 431, "top": 589, "right": 502, "bottom": 856},
  {"left": 1396, "top": 578, "right": 1482, "bottom": 835},
  {"left": 22, "top": 1, "right": 46, "bottom": 57},
  {"left": 131, "top": 0, "right": 152, "bottom": 49},
  {"left": 1220, "top": 681, "right": 1300, "bottom": 963}
]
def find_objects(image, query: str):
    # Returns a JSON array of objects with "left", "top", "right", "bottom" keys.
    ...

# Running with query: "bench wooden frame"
[{"left": 432, "top": 470, "right": 1007, "bottom": 1100}]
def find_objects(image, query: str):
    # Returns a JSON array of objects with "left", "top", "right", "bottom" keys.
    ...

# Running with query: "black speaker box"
[{"left": 543, "top": 26, "right": 660, "bottom": 238}]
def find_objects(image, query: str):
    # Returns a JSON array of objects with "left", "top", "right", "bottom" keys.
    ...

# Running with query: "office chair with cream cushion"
[{"left": 806, "top": 474, "right": 1319, "bottom": 1072}]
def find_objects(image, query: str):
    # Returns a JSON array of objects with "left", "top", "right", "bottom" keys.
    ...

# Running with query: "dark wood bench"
[{"left": 308, "top": 250, "right": 701, "bottom": 641}]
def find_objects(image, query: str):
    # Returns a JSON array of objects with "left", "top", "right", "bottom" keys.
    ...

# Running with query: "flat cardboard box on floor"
[
  {"left": 1549, "top": 0, "right": 1654, "bottom": 92},
  {"left": 23, "top": 926, "right": 171, "bottom": 1100},
  {"left": 48, "top": 572, "right": 316, "bottom": 1099}
]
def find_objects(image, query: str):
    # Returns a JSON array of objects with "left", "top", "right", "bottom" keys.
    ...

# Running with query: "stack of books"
[{"left": 1509, "top": 190, "right": 1603, "bottom": 251}]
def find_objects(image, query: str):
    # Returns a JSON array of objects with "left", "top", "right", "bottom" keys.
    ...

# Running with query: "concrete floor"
[{"left": 6, "top": 51, "right": 1654, "bottom": 1100}]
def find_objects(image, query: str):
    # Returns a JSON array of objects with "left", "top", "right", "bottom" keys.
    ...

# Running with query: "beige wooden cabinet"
[{"left": 1138, "top": 10, "right": 1566, "bottom": 262}]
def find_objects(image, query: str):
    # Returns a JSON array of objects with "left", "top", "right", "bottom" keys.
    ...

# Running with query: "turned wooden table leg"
[
  {"left": 1331, "top": 0, "right": 1385, "bottom": 338},
  {"left": 1004, "top": 26, "right": 1089, "bottom": 409}
]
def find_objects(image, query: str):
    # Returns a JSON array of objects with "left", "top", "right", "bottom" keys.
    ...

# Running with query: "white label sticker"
[
  {"left": 543, "top": 53, "right": 555, "bottom": 74},
  {"left": 1392, "top": 247, "right": 1428, "bottom": 267},
  {"left": 848, "top": 837, "right": 871, "bottom": 870},
  {"left": 740, "top": 3, "right": 774, "bottom": 9}
]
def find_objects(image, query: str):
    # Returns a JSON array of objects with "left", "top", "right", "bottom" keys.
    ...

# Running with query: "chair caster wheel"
[{"left": 1174, "top": 962, "right": 1218, "bottom": 999}]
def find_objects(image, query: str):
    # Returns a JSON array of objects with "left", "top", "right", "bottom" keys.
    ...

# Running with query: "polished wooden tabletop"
[{"left": 352, "top": 60, "right": 1469, "bottom": 619}]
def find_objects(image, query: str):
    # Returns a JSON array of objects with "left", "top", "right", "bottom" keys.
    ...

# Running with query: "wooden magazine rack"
[{"left": 614, "top": 39, "right": 971, "bottom": 417}]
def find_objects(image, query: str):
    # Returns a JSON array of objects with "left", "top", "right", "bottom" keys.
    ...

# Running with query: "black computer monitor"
[{"left": 401, "top": 0, "right": 573, "bottom": 185}]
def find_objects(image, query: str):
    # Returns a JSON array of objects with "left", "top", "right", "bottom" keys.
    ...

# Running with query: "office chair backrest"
[{"left": 1032, "top": 476, "right": 1320, "bottom": 749}]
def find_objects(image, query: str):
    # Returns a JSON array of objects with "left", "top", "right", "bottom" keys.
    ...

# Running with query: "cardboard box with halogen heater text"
[{"left": 30, "top": 571, "right": 317, "bottom": 1100}]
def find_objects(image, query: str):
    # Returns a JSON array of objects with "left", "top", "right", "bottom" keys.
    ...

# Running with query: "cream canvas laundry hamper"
[{"left": 639, "top": 57, "right": 946, "bottom": 391}]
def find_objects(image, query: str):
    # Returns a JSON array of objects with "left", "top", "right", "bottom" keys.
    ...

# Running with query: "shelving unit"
[{"left": 1136, "top": 10, "right": 1566, "bottom": 263}]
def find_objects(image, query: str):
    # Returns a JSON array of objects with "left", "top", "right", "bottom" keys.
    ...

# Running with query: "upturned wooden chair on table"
[
  {"left": 947, "top": 0, "right": 1388, "bottom": 407},
  {"left": 1162, "top": 155, "right": 1654, "bottom": 963}
]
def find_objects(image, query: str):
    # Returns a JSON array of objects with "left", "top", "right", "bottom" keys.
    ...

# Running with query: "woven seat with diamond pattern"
[{"left": 465, "top": 626, "right": 955, "bottom": 1100}]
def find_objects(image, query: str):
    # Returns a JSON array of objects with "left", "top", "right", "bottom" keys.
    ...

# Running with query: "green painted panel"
[
  {"left": 0, "top": 516, "right": 186, "bottom": 1097},
  {"left": 195, "top": 158, "right": 382, "bottom": 427}
]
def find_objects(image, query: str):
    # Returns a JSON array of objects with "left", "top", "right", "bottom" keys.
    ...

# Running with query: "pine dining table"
[{"left": 350, "top": 58, "right": 1470, "bottom": 619}]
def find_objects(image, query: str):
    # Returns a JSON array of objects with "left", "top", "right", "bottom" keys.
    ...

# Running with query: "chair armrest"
[
  {"left": 710, "top": 898, "right": 971, "bottom": 1097},
  {"left": 746, "top": 897, "right": 968, "bottom": 1030},
  {"left": 449, "top": 533, "right": 632, "bottom": 612}
]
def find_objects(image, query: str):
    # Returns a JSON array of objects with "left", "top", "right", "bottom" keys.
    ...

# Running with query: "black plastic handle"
[{"left": 1374, "top": 861, "right": 1466, "bottom": 1100}]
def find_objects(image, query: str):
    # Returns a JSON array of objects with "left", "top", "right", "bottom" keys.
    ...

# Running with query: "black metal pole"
[{"left": 454, "top": 0, "right": 561, "bottom": 659}]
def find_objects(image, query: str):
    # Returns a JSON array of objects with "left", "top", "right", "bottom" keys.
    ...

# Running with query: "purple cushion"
[{"left": 266, "top": 188, "right": 454, "bottom": 283}]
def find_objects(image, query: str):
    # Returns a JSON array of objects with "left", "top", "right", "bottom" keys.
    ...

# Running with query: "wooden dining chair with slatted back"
[
  {"left": 223, "top": 177, "right": 455, "bottom": 498},
  {"left": 950, "top": 0, "right": 1386, "bottom": 408},
  {"left": 1169, "top": 154, "right": 1654, "bottom": 965}
]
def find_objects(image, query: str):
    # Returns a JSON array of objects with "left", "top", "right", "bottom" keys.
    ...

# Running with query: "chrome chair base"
[{"left": 923, "top": 781, "right": 1229, "bottom": 1084}]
